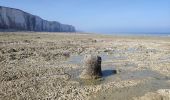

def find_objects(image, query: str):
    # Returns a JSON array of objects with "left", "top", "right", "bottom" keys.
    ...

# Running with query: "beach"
[{"left": 0, "top": 32, "right": 170, "bottom": 100}]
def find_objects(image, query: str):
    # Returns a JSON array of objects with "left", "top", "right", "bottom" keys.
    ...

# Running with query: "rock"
[
  {"left": 7, "top": 48, "right": 17, "bottom": 53},
  {"left": 80, "top": 55, "right": 102, "bottom": 79},
  {"left": 0, "top": 6, "right": 76, "bottom": 32},
  {"left": 62, "top": 51, "right": 70, "bottom": 57},
  {"left": 112, "top": 70, "right": 117, "bottom": 74},
  {"left": 157, "top": 89, "right": 170, "bottom": 96}
]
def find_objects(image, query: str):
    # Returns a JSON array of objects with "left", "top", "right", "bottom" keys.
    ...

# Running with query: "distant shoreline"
[{"left": 0, "top": 30, "right": 170, "bottom": 37}]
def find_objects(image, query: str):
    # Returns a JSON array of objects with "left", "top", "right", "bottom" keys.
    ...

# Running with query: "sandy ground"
[{"left": 0, "top": 32, "right": 170, "bottom": 100}]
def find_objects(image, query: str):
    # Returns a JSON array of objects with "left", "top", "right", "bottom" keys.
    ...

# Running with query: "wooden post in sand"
[{"left": 80, "top": 55, "right": 102, "bottom": 79}]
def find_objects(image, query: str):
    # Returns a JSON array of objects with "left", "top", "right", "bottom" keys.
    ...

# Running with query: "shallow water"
[
  {"left": 90, "top": 79, "right": 170, "bottom": 100},
  {"left": 66, "top": 53, "right": 126, "bottom": 84},
  {"left": 66, "top": 53, "right": 169, "bottom": 83},
  {"left": 66, "top": 53, "right": 170, "bottom": 99}
]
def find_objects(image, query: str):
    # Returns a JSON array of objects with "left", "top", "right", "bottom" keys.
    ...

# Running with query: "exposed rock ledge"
[{"left": 0, "top": 6, "right": 76, "bottom": 32}]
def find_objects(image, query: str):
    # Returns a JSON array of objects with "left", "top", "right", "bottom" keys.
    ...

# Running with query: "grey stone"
[{"left": 80, "top": 55, "right": 102, "bottom": 79}]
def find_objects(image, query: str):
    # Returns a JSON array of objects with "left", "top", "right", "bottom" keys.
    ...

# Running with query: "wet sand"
[{"left": 0, "top": 32, "right": 170, "bottom": 100}]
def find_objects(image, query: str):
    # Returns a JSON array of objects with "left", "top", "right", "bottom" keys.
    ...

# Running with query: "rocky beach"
[{"left": 0, "top": 32, "right": 170, "bottom": 100}]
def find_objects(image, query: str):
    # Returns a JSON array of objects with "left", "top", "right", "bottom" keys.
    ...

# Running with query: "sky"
[{"left": 0, "top": 0, "right": 170, "bottom": 33}]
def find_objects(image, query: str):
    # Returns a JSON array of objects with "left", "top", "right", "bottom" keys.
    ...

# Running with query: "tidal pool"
[{"left": 65, "top": 53, "right": 170, "bottom": 99}]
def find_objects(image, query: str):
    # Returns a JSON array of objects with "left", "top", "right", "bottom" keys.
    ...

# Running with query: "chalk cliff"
[{"left": 0, "top": 6, "right": 76, "bottom": 32}]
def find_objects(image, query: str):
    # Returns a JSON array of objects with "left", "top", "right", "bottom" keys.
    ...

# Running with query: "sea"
[{"left": 101, "top": 32, "right": 170, "bottom": 37}]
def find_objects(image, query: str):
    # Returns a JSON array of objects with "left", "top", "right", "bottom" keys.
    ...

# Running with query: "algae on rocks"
[{"left": 80, "top": 55, "right": 102, "bottom": 79}]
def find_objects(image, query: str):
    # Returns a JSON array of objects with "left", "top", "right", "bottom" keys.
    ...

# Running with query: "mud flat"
[{"left": 0, "top": 32, "right": 170, "bottom": 100}]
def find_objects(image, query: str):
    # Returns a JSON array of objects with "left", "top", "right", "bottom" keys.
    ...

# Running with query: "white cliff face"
[
  {"left": 0, "top": 6, "right": 76, "bottom": 32},
  {"left": 0, "top": 7, "right": 10, "bottom": 26}
]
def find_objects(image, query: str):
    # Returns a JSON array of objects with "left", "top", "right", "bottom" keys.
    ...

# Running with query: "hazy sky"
[{"left": 0, "top": 0, "right": 170, "bottom": 33}]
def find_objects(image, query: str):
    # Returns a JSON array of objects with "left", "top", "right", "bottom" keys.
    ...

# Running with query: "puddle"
[
  {"left": 66, "top": 53, "right": 126, "bottom": 78},
  {"left": 65, "top": 53, "right": 170, "bottom": 99},
  {"left": 116, "top": 69, "right": 168, "bottom": 80},
  {"left": 67, "top": 53, "right": 127, "bottom": 64},
  {"left": 66, "top": 55, "right": 84, "bottom": 64},
  {"left": 66, "top": 54, "right": 169, "bottom": 84},
  {"left": 90, "top": 79, "right": 170, "bottom": 100},
  {"left": 159, "top": 55, "right": 170, "bottom": 63}
]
